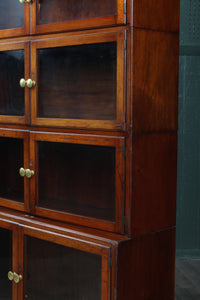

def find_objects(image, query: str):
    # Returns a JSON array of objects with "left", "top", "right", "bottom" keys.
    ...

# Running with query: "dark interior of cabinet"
[
  {"left": 0, "top": 50, "right": 24, "bottom": 116},
  {"left": 37, "top": 42, "right": 117, "bottom": 120},
  {"left": 0, "top": 137, "right": 24, "bottom": 202},
  {"left": 0, "top": 228, "right": 12, "bottom": 300},
  {"left": 37, "top": 141, "right": 115, "bottom": 221},
  {"left": 0, "top": 1, "right": 24, "bottom": 30},
  {"left": 24, "top": 235, "right": 102, "bottom": 300},
  {"left": 36, "top": 0, "right": 116, "bottom": 25}
]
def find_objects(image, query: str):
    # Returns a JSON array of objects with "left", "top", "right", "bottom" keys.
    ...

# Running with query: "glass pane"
[
  {"left": 37, "top": 0, "right": 116, "bottom": 25},
  {"left": 0, "top": 228, "right": 12, "bottom": 300},
  {"left": 0, "top": 50, "right": 25, "bottom": 116},
  {"left": 38, "top": 141, "right": 115, "bottom": 221},
  {"left": 24, "top": 236, "right": 101, "bottom": 300},
  {"left": 37, "top": 42, "right": 117, "bottom": 121},
  {"left": 0, "top": 1, "right": 24, "bottom": 30},
  {"left": 0, "top": 137, "right": 24, "bottom": 203}
]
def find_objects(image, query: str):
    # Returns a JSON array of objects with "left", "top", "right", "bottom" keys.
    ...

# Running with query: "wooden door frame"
[
  {"left": 30, "top": 31, "right": 125, "bottom": 130},
  {"left": 0, "top": 219, "right": 19, "bottom": 300},
  {"left": 29, "top": 131, "right": 125, "bottom": 233},
  {"left": 0, "top": 3, "right": 29, "bottom": 39},
  {"left": 0, "top": 129, "right": 29, "bottom": 212},
  {"left": 0, "top": 41, "right": 30, "bottom": 125},
  {"left": 30, "top": 0, "right": 125, "bottom": 35},
  {"left": 19, "top": 224, "right": 112, "bottom": 300}
]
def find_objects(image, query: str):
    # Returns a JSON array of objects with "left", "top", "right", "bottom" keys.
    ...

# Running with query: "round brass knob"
[
  {"left": 19, "top": 168, "right": 34, "bottom": 178},
  {"left": 13, "top": 272, "right": 22, "bottom": 284},
  {"left": 19, "top": 167, "right": 26, "bottom": 177},
  {"left": 8, "top": 271, "right": 14, "bottom": 281},
  {"left": 26, "top": 78, "right": 35, "bottom": 88},
  {"left": 19, "top": 0, "right": 32, "bottom": 3},
  {"left": 19, "top": 78, "right": 36, "bottom": 89},
  {"left": 25, "top": 169, "right": 34, "bottom": 179},
  {"left": 19, "top": 78, "right": 26, "bottom": 88}
]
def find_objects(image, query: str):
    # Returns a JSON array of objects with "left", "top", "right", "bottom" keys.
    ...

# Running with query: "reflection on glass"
[
  {"left": 0, "top": 137, "right": 24, "bottom": 202},
  {"left": 0, "top": 1, "right": 24, "bottom": 30},
  {"left": 24, "top": 236, "right": 101, "bottom": 300},
  {"left": 0, "top": 50, "right": 24, "bottom": 116},
  {"left": 37, "top": 42, "right": 117, "bottom": 121},
  {"left": 0, "top": 228, "right": 12, "bottom": 300},
  {"left": 38, "top": 141, "right": 116, "bottom": 221},
  {"left": 37, "top": 0, "right": 116, "bottom": 25}
]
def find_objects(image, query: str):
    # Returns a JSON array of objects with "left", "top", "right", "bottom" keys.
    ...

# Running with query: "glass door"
[
  {"left": 22, "top": 226, "right": 111, "bottom": 300},
  {"left": 0, "top": 129, "right": 29, "bottom": 212},
  {"left": 0, "top": 222, "right": 18, "bottom": 300},
  {"left": 30, "top": 132, "right": 125, "bottom": 233},
  {"left": 0, "top": 0, "right": 29, "bottom": 38},
  {"left": 31, "top": 0, "right": 125, "bottom": 35},
  {"left": 0, "top": 42, "right": 30, "bottom": 125},
  {"left": 30, "top": 31, "right": 125, "bottom": 130}
]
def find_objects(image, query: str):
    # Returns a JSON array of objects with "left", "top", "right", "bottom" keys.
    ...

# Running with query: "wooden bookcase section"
[{"left": 0, "top": 0, "right": 180, "bottom": 299}]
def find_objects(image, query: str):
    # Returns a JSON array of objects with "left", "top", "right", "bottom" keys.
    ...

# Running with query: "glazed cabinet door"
[
  {"left": 30, "top": 31, "right": 125, "bottom": 130},
  {"left": 20, "top": 226, "right": 111, "bottom": 300},
  {"left": 0, "top": 42, "right": 30, "bottom": 125},
  {"left": 29, "top": 132, "right": 125, "bottom": 233},
  {"left": 30, "top": 0, "right": 125, "bottom": 34},
  {"left": 0, "top": 129, "right": 29, "bottom": 212},
  {"left": 0, "top": 0, "right": 29, "bottom": 38},
  {"left": 0, "top": 221, "right": 18, "bottom": 300}
]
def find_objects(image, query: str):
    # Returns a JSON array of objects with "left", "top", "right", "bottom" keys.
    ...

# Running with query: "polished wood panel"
[
  {"left": 131, "top": 0, "right": 180, "bottom": 32},
  {"left": 117, "top": 228, "right": 176, "bottom": 300},
  {"left": 131, "top": 28, "right": 179, "bottom": 133},
  {"left": 31, "top": 31, "right": 125, "bottom": 130},
  {"left": 130, "top": 133, "right": 177, "bottom": 236},
  {"left": 31, "top": 0, "right": 124, "bottom": 34}
]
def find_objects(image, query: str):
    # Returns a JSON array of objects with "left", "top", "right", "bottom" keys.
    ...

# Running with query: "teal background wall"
[{"left": 176, "top": 0, "right": 200, "bottom": 258}]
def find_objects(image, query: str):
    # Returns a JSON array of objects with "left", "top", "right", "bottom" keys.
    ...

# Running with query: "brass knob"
[
  {"left": 19, "top": 0, "right": 32, "bottom": 3},
  {"left": 8, "top": 271, "right": 14, "bottom": 281},
  {"left": 13, "top": 272, "right": 22, "bottom": 284},
  {"left": 25, "top": 169, "right": 34, "bottom": 179},
  {"left": 19, "top": 168, "right": 34, "bottom": 179},
  {"left": 20, "top": 78, "right": 35, "bottom": 88},
  {"left": 19, "top": 167, "right": 26, "bottom": 177}
]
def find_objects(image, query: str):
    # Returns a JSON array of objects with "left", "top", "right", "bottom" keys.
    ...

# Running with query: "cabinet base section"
[
  {"left": 0, "top": 208, "right": 175, "bottom": 300},
  {"left": 117, "top": 227, "right": 176, "bottom": 300}
]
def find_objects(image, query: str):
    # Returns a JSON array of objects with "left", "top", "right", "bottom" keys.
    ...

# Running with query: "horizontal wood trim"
[
  {"left": 0, "top": 207, "right": 126, "bottom": 242},
  {"left": 22, "top": 224, "right": 111, "bottom": 256},
  {"left": 30, "top": 131, "right": 125, "bottom": 147},
  {"left": 33, "top": 16, "right": 121, "bottom": 35},
  {"left": 0, "top": 199, "right": 25, "bottom": 212}
]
